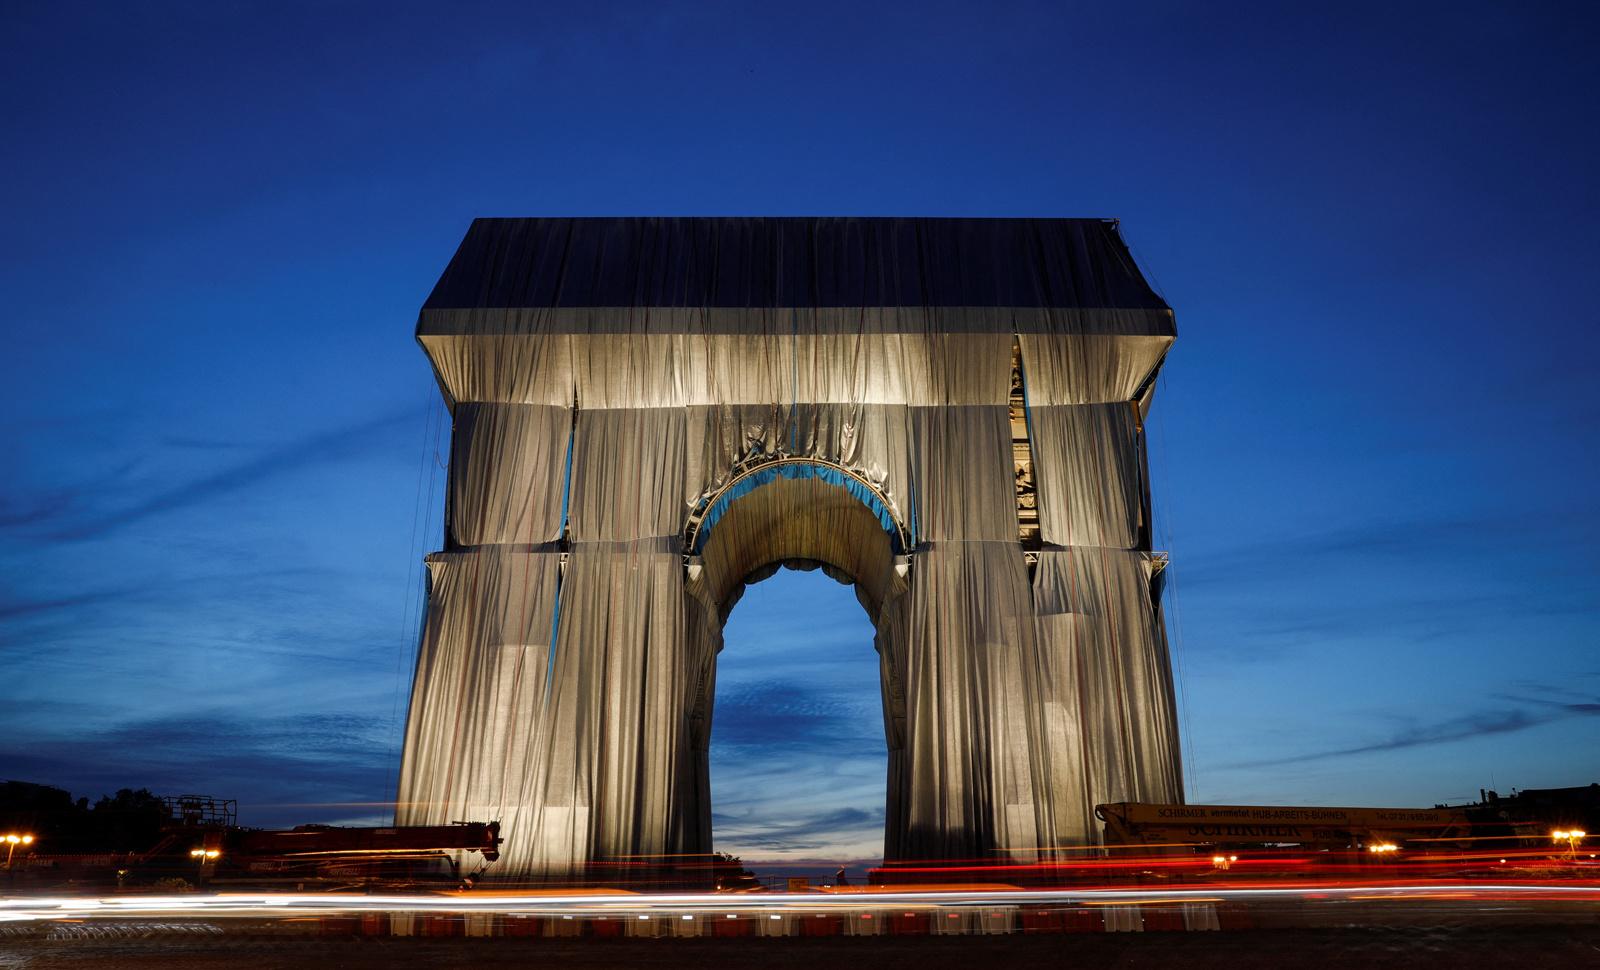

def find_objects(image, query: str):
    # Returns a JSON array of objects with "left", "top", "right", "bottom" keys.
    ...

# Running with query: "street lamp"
[
  {"left": 4, "top": 833, "right": 35, "bottom": 868},
  {"left": 1552, "top": 829, "right": 1587, "bottom": 858},
  {"left": 189, "top": 847, "right": 220, "bottom": 886}
]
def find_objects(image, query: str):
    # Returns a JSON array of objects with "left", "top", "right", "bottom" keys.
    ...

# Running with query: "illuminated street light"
[
  {"left": 1551, "top": 829, "right": 1586, "bottom": 858},
  {"left": 189, "top": 847, "right": 220, "bottom": 886},
  {"left": 4, "top": 833, "right": 35, "bottom": 868}
]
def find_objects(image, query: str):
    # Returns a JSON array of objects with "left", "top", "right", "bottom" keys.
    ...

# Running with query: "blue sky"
[{"left": 2, "top": 1, "right": 1597, "bottom": 868}]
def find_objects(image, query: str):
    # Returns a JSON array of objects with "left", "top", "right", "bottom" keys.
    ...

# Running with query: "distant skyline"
[{"left": 3, "top": 1, "right": 1597, "bottom": 866}]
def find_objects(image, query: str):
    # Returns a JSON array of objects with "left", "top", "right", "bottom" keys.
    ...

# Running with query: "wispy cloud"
[
  {"left": 0, "top": 458, "right": 142, "bottom": 531},
  {"left": 1186, "top": 587, "right": 1600, "bottom": 666},
  {"left": 0, "top": 566, "right": 403, "bottom": 672},
  {"left": 161, "top": 435, "right": 252, "bottom": 451},
  {"left": 1220, "top": 691, "right": 1600, "bottom": 769},
  {"left": 712, "top": 678, "right": 881, "bottom": 751},
  {"left": 713, "top": 806, "right": 884, "bottom": 852},
  {"left": 1, "top": 407, "right": 418, "bottom": 543},
  {"left": 710, "top": 573, "right": 889, "bottom": 862},
  {"left": 43, "top": 410, "right": 416, "bottom": 541},
  {"left": 1180, "top": 510, "right": 1555, "bottom": 591},
  {"left": 0, "top": 586, "right": 147, "bottom": 623}
]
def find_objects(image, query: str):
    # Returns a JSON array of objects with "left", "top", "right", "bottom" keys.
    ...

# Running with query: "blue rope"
[{"left": 695, "top": 463, "right": 901, "bottom": 554}]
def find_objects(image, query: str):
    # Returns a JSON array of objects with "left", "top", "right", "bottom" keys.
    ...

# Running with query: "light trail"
[{"left": 2, "top": 882, "right": 1597, "bottom": 924}]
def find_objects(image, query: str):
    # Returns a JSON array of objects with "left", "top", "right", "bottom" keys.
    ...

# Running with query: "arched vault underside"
[{"left": 396, "top": 217, "right": 1185, "bottom": 877}]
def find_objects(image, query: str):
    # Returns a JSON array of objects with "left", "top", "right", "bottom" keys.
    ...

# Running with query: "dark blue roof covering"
[{"left": 422, "top": 217, "right": 1168, "bottom": 312}]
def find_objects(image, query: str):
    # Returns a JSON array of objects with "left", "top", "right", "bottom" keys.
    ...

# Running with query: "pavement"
[{"left": 1, "top": 883, "right": 1596, "bottom": 968}]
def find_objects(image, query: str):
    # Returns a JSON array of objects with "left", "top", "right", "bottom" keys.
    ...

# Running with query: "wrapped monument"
[{"left": 397, "top": 217, "right": 1183, "bottom": 876}]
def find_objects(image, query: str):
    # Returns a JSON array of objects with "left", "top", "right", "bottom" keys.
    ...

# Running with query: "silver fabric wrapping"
[
  {"left": 417, "top": 305, "right": 1174, "bottom": 339},
  {"left": 685, "top": 403, "right": 912, "bottom": 517},
  {"left": 395, "top": 548, "right": 560, "bottom": 874},
  {"left": 1031, "top": 549, "right": 1183, "bottom": 844},
  {"left": 528, "top": 541, "right": 711, "bottom": 868},
  {"left": 568, "top": 408, "right": 687, "bottom": 541},
  {"left": 1017, "top": 333, "right": 1172, "bottom": 405},
  {"left": 399, "top": 219, "right": 1183, "bottom": 876},
  {"left": 447, "top": 403, "right": 570, "bottom": 547},
  {"left": 899, "top": 542, "right": 1040, "bottom": 859},
  {"left": 422, "top": 331, "right": 1017, "bottom": 408},
  {"left": 909, "top": 405, "right": 1016, "bottom": 542},
  {"left": 1027, "top": 403, "right": 1145, "bottom": 549},
  {"left": 420, "top": 333, "right": 575, "bottom": 407}
]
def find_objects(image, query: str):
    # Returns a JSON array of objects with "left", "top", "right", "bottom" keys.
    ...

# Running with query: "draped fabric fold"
[
  {"left": 568, "top": 409, "right": 687, "bottom": 540},
  {"left": 900, "top": 541, "right": 1039, "bottom": 859},
  {"left": 395, "top": 548, "right": 560, "bottom": 874},
  {"left": 528, "top": 541, "right": 707, "bottom": 868},
  {"left": 420, "top": 333, "right": 574, "bottom": 407},
  {"left": 447, "top": 403, "right": 571, "bottom": 547},
  {"left": 398, "top": 217, "right": 1184, "bottom": 877},
  {"left": 1017, "top": 334, "right": 1172, "bottom": 405},
  {"left": 1031, "top": 548, "right": 1183, "bottom": 840},
  {"left": 1027, "top": 402, "right": 1145, "bottom": 549},
  {"left": 910, "top": 405, "right": 1017, "bottom": 542}
]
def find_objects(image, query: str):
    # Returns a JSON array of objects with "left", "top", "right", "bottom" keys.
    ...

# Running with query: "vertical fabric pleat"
[
  {"left": 568, "top": 409, "right": 687, "bottom": 541},
  {"left": 395, "top": 549, "right": 560, "bottom": 874},
  {"left": 447, "top": 403, "right": 571, "bottom": 547},
  {"left": 419, "top": 332, "right": 575, "bottom": 407},
  {"left": 909, "top": 405, "right": 1017, "bottom": 542},
  {"left": 1027, "top": 403, "right": 1144, "bottom": 549},
  {"left": 1017, "top": 333, "right": 1172, "bottom": 405},
  {"left": 900, "top": 542, "right": 1040, "bottom": 859},
  {"left": 1032, "top": 548, "right": 1183, "bottom": 843},
  {"left": 528, "top": 541, "right": 706, "bottom": 867}
]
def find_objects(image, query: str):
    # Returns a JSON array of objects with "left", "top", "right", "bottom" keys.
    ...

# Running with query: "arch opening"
[
  {"left": 684, "top": 469, "right": 910, "bottom": 869},
  {"left": 710, "top": 568, "right": 888, "bottom": 877}
]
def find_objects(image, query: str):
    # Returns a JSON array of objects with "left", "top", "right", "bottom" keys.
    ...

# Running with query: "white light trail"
[{"left": 1, "top": 883, "right": 1597, "bottom": 924}]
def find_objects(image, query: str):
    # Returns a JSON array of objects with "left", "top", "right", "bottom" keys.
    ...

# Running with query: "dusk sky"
[{"left": 3, "top": 2, "right": 1597, "bottom": 870}]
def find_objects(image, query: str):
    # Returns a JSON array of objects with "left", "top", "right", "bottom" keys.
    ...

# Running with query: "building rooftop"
[{"left": 421, "top": 216, "right": 1169, "bottom": 315}]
